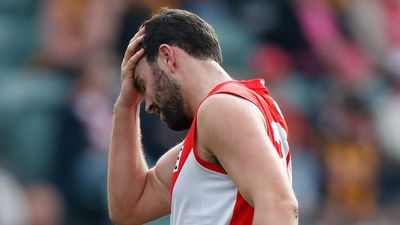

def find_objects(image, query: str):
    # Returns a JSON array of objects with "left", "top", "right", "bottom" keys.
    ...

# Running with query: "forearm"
[
  {"left": 253, "top": 199, "right": 298, "bottom": 225},
  {"left": 107, "top": 103, "right": 148, "bottom": 220}
]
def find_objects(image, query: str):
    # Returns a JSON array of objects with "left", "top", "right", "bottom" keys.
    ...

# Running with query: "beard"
[{"left": 151, "top": 65, "right": 192, "bottom": 131}]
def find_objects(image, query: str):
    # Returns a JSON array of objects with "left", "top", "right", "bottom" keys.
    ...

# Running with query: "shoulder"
[
  {"left": 196, "top": 93, "right": 266, "bottom": 151},
  {"left": 197, "top": 93, "right": 265, "bottom": 127}
]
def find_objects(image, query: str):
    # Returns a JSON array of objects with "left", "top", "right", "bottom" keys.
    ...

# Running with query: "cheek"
[
  {"left": 156, "top": 95, "right": 168, "bottom": 109},
  {"left": 150, "top": 88, "right": 163, "bottom": 107},
  {"left": 153, "top": 82, "right": 167, "bottom": 101}
]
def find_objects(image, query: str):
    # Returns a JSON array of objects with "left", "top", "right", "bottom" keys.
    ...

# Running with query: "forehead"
[{"left": 135, "top": 57, "right": 153, "bottom": 81}]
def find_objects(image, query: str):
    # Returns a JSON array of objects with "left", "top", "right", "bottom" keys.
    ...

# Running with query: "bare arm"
[
  {"left": 197, "top": 94, "right": 298, "bottom": 225},
  {"left": 108, "top": 108, "right": 181, "bottom": 224},
  {"left": 107, "top": 28, "right": 180, "bottom": 225}
]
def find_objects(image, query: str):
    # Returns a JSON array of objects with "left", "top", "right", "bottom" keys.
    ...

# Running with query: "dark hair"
[{"left": 141, "top": 8, "right": 222, "bottom": 65}]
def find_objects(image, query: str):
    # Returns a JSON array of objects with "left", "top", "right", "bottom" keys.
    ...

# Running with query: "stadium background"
[{"left": 0, "top": 0, "right": 399, "bottom": 224}]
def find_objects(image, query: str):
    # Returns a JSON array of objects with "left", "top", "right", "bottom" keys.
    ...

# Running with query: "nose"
[{"left": 144, "top": 98, "right": 155, "bottom": 114}]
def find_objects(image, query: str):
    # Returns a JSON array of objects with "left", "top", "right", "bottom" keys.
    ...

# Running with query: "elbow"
[
  {"left": 256, "top": 194, "right": 299, "bottom": 224},
  {"left": 108, "top": 210, "right": 125, "bottom": 225},
  {"left": 284, "top": 198, "right": 298, "bottom": 216},
  {"left": 108, "top": 208, "right": 138, "bottom": 225},
  {"left": 276, "top": 197, "right": 299, "bottom": 223},
  {"left": 109, "top": 213, "right": 120, "bottom": 225}
]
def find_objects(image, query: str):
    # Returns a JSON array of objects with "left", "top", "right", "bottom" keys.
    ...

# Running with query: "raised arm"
[
  {"left": 107, "top": 28, "right": 180, "bottom": 225},
  {"left": 197, "top": 94, "right": 298, "bottom": 225}
]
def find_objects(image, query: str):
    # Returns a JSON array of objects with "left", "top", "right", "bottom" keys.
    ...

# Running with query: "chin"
[
  {"left": 167, "top": 122, "right": 191, "bottom": 131},
  {"left": 165, "top": 116, "right": 192, "bottom": 131}
]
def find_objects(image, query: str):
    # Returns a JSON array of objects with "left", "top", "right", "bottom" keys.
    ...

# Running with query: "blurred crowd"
[{"left": 0, "top": 0, "right": 399, "bottom": 225}]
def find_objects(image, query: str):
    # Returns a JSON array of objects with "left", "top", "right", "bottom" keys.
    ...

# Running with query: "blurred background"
[{"left": 0, "top": 0, "right": 400, "bottom": 224}]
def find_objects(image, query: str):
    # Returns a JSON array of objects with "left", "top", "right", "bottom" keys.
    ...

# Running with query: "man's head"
[
  {"left": 141, "top": 8, "right": 222, "bottom": 65},
  {"left": 133, "top": 9, "right": 222, "bottom": 131}
]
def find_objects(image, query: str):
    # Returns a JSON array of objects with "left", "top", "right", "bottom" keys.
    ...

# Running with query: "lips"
[
  {"left": 155, "top": 108, "right": 166, "bottom": 123},
  {"left": 155, "top": 108, "right": 161, "bottom": 116}
]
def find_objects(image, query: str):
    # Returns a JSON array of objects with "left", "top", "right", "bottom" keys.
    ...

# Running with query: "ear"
[{"left": 159, "top": 44, "right": 177, "bottom": 73}]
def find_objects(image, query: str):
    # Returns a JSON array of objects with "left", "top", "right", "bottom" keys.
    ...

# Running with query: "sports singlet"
[{"left": 170, "top": 79, "right": 292, "bottom": 225}]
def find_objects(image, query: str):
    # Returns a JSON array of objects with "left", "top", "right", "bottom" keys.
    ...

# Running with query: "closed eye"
[{"left": 134, "top": 75, "right": 146, "bottom": 93}]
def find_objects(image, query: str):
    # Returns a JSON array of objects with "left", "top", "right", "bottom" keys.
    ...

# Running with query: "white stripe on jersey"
[{"left": 171, "top": 151, "right": 238, "bottom": 225}]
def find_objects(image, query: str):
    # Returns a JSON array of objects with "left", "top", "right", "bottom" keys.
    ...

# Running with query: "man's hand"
[{"left": 116, "top": 28, "right": 146, "bottom": 109}]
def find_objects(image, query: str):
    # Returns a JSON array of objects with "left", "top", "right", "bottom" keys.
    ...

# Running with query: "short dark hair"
[{"left": 141, "top": 8, "right": 222, "bottom": 65}]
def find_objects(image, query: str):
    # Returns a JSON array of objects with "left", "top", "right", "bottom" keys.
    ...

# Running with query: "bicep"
[
  {"left": 197, "top": 95, "right": 293, "bottom": 208},
  {"left": 130, "top": 142, "right": 182, "bottom": 224}
]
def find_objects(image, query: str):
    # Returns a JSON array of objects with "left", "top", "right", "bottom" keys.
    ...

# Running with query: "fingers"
[
  {"left": 122, "top": 48, "right": 145, "bottom": 79},
  {"left": 122, "top": 34, "right": 144, "bottom": 67},
  {"left": 129, "top": 27, "right": 145, "bottom": 44},
  {"left": 122, "top": 27, "right": 146, "bottom": 67},
  {"left": 116, "top": 27, "right": 146, "bottom": 107}
]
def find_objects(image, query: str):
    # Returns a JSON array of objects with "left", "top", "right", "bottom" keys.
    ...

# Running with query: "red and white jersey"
[{"left": 170, "top": 79, "right": 292, "bottom": 225}]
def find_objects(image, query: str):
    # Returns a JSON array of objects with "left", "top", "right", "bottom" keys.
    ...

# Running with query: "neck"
[{"left": 180, "top": 59, "right": 232, "bottom": 119}]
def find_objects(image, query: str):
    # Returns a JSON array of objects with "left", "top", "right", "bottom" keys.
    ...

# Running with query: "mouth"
[
  {"left": 159, "top": 112, "right": 167, "bottom": 124},
  {"left": 155, "top": 108, "right": 166, "bottom": 123},
  {"left": 154, "top": 108, "right": 161, "bottom": 116}
]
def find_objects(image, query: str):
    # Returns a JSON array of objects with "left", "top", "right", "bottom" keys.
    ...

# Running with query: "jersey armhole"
[
  {"left": 192, "top": 91, "right": 267, "bottom": 176},
  {"left": 192, "top": 144, "right": 228, "bottom": 175}
]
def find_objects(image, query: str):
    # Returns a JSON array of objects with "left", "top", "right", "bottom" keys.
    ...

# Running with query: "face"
[{"left": 135, "top": 58, "right": 192, "bottom": 131}]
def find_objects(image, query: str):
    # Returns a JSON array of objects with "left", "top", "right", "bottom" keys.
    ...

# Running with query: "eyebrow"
[{"left": 134, "top": 74, "right": 145, "bottom": 93}]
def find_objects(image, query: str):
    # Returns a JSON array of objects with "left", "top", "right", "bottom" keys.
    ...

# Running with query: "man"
[{"left": 108, "top": 8, "right": 298, "bottom": 225}]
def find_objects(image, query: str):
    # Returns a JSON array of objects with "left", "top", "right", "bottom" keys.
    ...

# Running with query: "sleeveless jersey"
[{"left": 170, "top": 79, "right": 292, "bottom": 225}]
